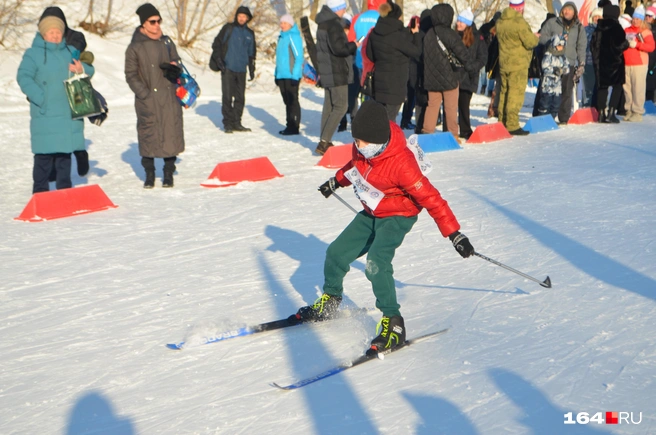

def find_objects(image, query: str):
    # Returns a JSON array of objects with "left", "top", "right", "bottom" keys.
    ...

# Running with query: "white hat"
[
  {"left": 326, "top": 0, "right": 347, "bottom": 12},
  {"left": 457, "top": 8, "right": 474, "bottom": 26},
  {"left": 633, "top": 4, "right": 645, "bottom": 20},
  {"left": 509, "top": 0, "right": 525, "bottom": 11},
  {"left": 280, "top": 14, "right": 294, "bottom": 26},
  {"left": 589, "top": 8, "right": 603, "bottom": 21},
  {"left": 619, "top": 13, "right": 632, "bottom": 28}
]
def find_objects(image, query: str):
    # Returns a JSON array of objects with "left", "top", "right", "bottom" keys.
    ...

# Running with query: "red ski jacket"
[{"left": 335, "top": 122, "right": 460, "bottom": 238}]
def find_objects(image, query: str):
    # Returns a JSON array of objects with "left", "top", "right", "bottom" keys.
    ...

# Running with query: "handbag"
[
  {"left": 176, "top": 63, "right": 201, "bottom": 108},
  {"left": 361, "top": 71, "right": 374, "bottom": 97},
  {"left": 63, "top": 73, "right": 103, "bottom": 119},
  {"left": 435, "top": 34, "right": 463, "bottom": 72}
]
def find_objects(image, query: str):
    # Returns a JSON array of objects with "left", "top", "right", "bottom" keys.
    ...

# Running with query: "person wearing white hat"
[
  {"left": 645, "top": 7, "right": 656, "bottom": 102},
  {"left": 621, "top": 4, "right": 656, "bottom": 121},
  {"left": 495, "top": 0, "right": 539, "bottom": 134},
  {"left": 275, "top": 14, "right": 304, "bottom": 135},
  {"left": 455, "top": 8, "right": 488, "bottom": 140}
]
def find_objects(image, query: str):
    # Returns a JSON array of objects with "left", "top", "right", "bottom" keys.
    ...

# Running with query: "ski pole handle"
[
  {"left": 332, "top": 191, "right": 359, "bottom": 215},
  {"left": 474, "top": 251, "right": 552, "bottom": 288}
]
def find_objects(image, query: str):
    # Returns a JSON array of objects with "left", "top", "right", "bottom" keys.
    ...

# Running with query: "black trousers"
[
  {"left": 596, "top": 85, "right": 623, "bottom": 113},
  {"left": 458, "top": 89, "right": 474, "bottom": 137},
  {"left": 533, "top": 71, "right": 575, "bottom": 122},
  {"left": 401, "top": 82, "right": 416, "bottom": 125},
  {"left": 221, "top": 69, "right": 246, "bottom": 129},
  {"left": 141, "top": 156, "right": 176, "bottom": 174},
  {"left": 33, "top": 153, "right": 71, "bottom": 194},
  {"left": 277, "top": 79, "right": 301, "bottom": 132}
]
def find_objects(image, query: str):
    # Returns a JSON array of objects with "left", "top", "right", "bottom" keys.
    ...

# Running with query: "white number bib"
[{"left": 344, "top": 167, "right": 385, "bottom": 211}]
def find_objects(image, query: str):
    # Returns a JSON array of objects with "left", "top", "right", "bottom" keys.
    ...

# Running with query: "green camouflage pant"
[
  {"left": 323, "top": 211, "right": 417, "bottom": 317},
  {"left": 498, "top": 69, "right": 529, "bottom": 131}
]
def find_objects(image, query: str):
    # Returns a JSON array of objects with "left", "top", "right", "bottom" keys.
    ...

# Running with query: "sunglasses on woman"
[{"left": 148, "top": 19, "right": 162, "bottom": 25}]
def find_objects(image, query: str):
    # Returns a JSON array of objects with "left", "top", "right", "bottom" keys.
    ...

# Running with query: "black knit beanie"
[
  {"left": 603, "top": 4, "right": 619, "bottom": 19},
  {"left": 136, "top": 3, "right": 161, "bottom": 25},
  {"left": 388, "top": 2, "right": 403, "bottom": 20},
  {"left": 351, "top": 100, "right": 390, "bottom": 144}
]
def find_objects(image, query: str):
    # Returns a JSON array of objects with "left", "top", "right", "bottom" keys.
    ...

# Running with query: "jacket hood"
[
  {"left": 234, "top": 6, "right": 253, "bottom": 23},
  {"left": 560, "top": 1, "right": 579, "bottom": 19},
  {"left": 420, "top": 9, "right": 432, "bottom": 33},
  {"left": 40, "top": 6, "right": 69, "bottom": 29},
  {"left": 373, "top": 15, "right": 405, "bottom": 36},
  {"left": 316, "top": 5, "right": 339, "bottom": 25},
  {"left": 431, "top": 4, "right": 454, "bottom": 28},
  {"left": 500, "top": 7, "right": 523, "bottom": 21}
]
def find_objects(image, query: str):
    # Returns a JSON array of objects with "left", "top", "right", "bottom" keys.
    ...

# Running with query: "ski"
[
  {"left": 166, "top": 307, "right": 371, "bottom": 350},
  {"left": 270, "top": 328, "right": 449, "bottom": 390}
]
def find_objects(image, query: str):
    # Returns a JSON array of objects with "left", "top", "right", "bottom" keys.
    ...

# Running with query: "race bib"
[
  {"left": 407, "top": 134, "right": 432, "bottom": 175},
  {"left": 344, "top": 167, "right": 385, "bottom": 211}
]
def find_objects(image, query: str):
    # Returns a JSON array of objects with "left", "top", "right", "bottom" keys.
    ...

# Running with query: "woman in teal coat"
[{"left": 17, "top": 16, "right": 94, "bottom": 193}]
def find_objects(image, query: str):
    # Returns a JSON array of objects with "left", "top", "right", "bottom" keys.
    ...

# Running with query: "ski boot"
[
  {"left": 290, "top": 293, "right": 342, "bottom": 323},
  {"left": 367, "top": 316, "right": 406, "bottom": 356}
]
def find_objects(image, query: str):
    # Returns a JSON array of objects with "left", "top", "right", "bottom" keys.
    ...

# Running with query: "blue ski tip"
[{"left": 166, "top": 342, "right": 184, "bottom": 350}]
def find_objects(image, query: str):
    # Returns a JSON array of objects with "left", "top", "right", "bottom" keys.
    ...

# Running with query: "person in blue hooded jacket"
[
  {"left": 17, "top": 15, "right": 94, "bottom": 194},
  {"left": 275, "top": 14, "right": 304, "bottom": 135}
]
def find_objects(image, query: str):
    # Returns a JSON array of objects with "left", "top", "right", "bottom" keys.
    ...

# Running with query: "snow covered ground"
[{"left": 2, "top": 30, "right": 655, "bottom": 434}]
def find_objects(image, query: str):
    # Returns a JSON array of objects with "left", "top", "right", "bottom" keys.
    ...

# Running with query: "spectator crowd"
[{"left": 16, "top": 0, "right": 656, "bottom": 192}]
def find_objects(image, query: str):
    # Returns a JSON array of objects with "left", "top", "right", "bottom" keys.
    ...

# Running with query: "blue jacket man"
[
  {"left": 210, "top": 6, "right": 256, "bottom": 133},
  {"left": 275, "top": 15, "right": 304, "bottom": 135}
]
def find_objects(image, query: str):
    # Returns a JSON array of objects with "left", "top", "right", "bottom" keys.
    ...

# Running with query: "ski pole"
[
  {"left": 332, "top": 191, "right": 359, "bottom": 214},
  {"left": 474, "top": 251, "right": 552, "bottom": 288}
]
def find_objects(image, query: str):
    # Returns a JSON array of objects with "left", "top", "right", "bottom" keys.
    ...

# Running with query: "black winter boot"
[
  {"left": 144, "top": 170, "right": 155, "bottom": 189},
  {"left": 74, "top": 150, "right": 89, "bottom": 176},
  {"left": 598, "top": 108, "right": 608, "bottom": 123},
  {"left": 291, "top": 294, "right": 342, "bottom": 323},
  {"left": 607, "top": 108, "right": 620, "bottom": 124},
  {"left": 369, "top": 316, "right": 406, "bottom": 353},
  {"left": 162, "top": 171, "right": 174, "bottom": 188},
  {"left": 315, "top": 140, "right": 333, "bottom": 155}
]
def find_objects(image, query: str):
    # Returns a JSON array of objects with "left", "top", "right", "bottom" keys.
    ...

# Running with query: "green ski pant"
[
  {"left": 498, "top": 69, "right": 529, "bottom": 131},
  {"left": 323, "top": 211, "right": 417, "bottom": 317}
]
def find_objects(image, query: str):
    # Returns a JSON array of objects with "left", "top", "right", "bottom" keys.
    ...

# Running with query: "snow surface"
[{"left": 1, "top": 30, "right": 655, "bottom": 435}]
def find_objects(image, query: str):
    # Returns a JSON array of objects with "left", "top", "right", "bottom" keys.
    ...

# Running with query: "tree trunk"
[
  {"left": 310, "top": 0, "right": 320, "bottom": 20},
  {"left": 291, "top": 0, "right": 303, "bottom": 21},
  {"left": 546, "top": 0, "right": 555, "bottom": 14}
]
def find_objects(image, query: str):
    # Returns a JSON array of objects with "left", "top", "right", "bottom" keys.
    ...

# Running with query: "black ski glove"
[
  {"left": 318, "top": 177, "right": 340, "bottom": 198},
  {"left": 160, "top": 63, "right": 182, "bottom": 83},
  {"left": 449, "top": 231, "right": 474, "bottom": 258}
]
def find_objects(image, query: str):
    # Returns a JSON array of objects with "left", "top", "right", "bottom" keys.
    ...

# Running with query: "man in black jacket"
[
  {"left": 210, "top": 6, "right": 256, "bottom": 133},
  {"left": 314, "top": 1, "right": 358, "bottom": 155}
]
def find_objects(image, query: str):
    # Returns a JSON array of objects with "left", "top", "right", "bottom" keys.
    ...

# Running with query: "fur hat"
[
  {"left": 326, "top": 0, "right": 347, "bottom": 13},
  {"left": 136, "top": 3, "right": 160, "bottom": 25},
  {"left": 589, "top": 8, "right": 603, "bottom": 21},
  {"left": 38, "top": 16, "right": 65, "bottom": 37},
  {"left": 458, "top": 8, "right": 474, "bottom": 26},
  {"left": 351, "top": 100, "right": 390, "bottom": 144},
  {"left": 633, "top": 4, "right": 645, "bottom": 20},
  {"left": 280, "top": 14, "right": 294, "bottom": 26}
]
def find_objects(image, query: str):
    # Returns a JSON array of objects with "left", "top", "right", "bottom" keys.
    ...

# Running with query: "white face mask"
[{"left": 356, "top": 142, "right": 387, "bottom": 159}]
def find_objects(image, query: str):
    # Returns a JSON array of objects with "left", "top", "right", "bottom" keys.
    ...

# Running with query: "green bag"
[{"left": 64, "top": 74, "right": 102, "bottom": 120}]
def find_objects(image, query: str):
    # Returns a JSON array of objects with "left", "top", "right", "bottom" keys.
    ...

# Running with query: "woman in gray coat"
[{"left": 125, "top": 3, "right": 184, "bottom": 188}]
